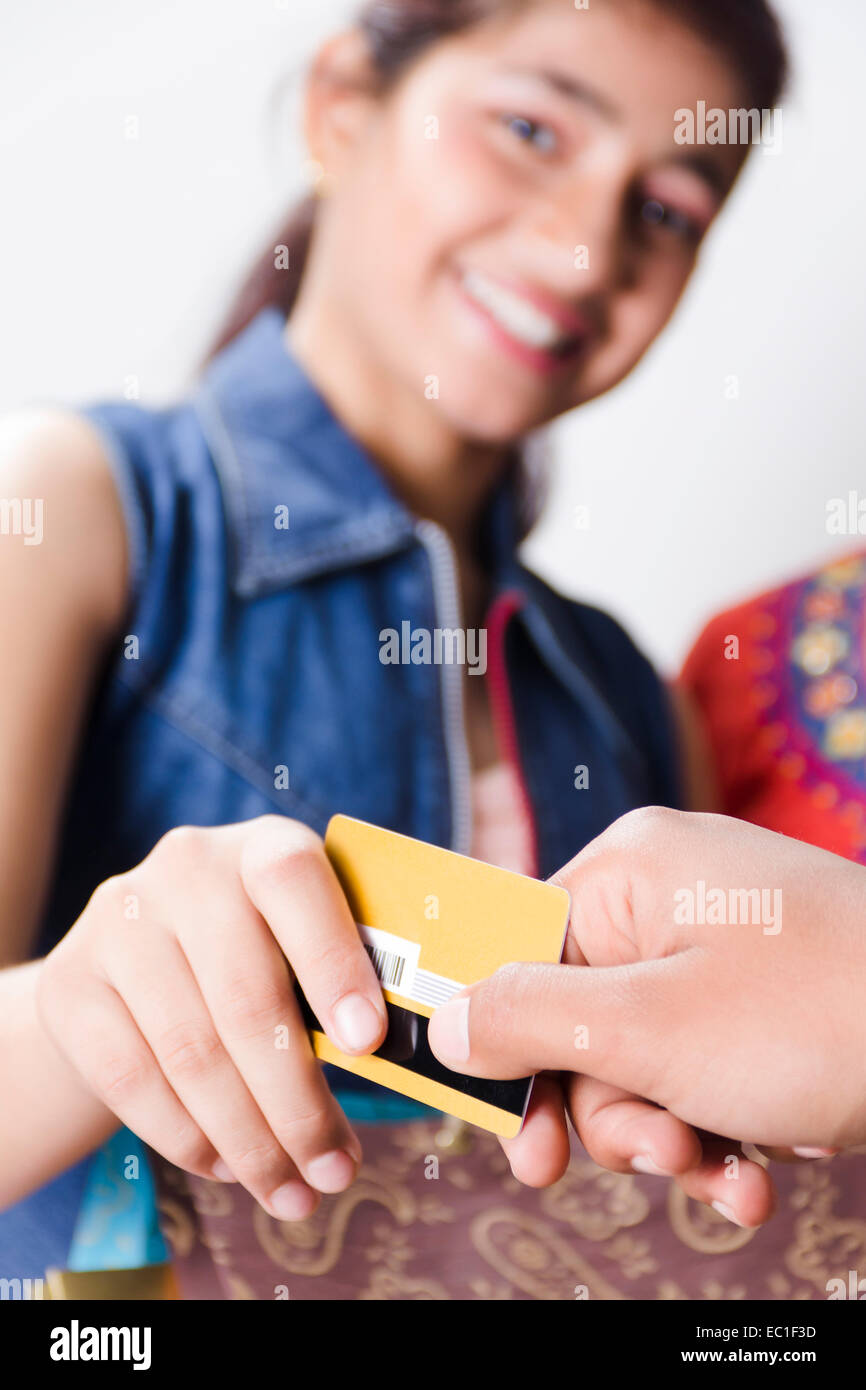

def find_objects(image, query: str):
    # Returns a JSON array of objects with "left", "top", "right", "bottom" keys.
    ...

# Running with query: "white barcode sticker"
[
  {"left": 357, "top": 924, "right": 420, "bottom": 996},
  {"left": 357, "top": 923, "right": 464, "bottom": 1008}
]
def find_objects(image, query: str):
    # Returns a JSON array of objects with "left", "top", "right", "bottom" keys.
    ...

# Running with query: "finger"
[
  {"left": 565, "top": 1073, "right": 702, "bottom": 1177},
  {"left": 43, "top": 965, "right": 226, "bottom": 1183},
  {"left": 498, "top": 1074, "right": 571, "bottom": 1188},
  {"left": 428, "top": 955, "right": 698, "bottom": 1097},
  {"left": 240, "top": 818, "right": 387, "bottom": 1055},
  {"left": 181, "top": 907, "right": 363, "bottom": 1193},
  {"left": 755, "top": 1146, "right": 839, "bottom": 1164},
  {"left": 675, "top": 1138, "right": 777, "bottom": 1228},
  {"left": 105, "top": 927, "right": 319, "bottom": 1221}
]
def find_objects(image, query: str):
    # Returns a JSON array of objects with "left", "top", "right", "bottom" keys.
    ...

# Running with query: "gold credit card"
[{"left": 299, "top": 815, "right": 570, "bottom": 1138}]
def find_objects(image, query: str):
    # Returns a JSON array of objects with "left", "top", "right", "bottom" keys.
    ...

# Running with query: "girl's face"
[{"left": 315, "top": 0, "right": 749, "bottom": 442}]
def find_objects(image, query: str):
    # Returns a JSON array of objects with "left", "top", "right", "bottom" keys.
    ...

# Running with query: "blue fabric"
[
  {"left": 1, "top": 307, "right": 683, "bottom": 1278},
  {"left": 67, "top": 1131, "right": 166, "bottom": 1272},
  {"left": 0, "top": 1157, "right": 91, "bottom": 1281},
  {"left": 334, "top": 1091, "right": 436, "bottom": 1124}
]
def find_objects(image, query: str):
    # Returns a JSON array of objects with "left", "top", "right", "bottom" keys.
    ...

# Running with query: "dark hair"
[{"left": 209, "top": 0, "right": 789, "bottom": 356}]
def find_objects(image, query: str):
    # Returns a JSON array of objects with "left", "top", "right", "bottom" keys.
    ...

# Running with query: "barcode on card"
[
  {"left": 364, "top": 942, "right": 406, "bottom": 989},
  {"left": 357, "top": 924, "right": 420, "bottom": 998},
  {"left": 355, "top": 923, "right": 464, "bottom": 1009}
]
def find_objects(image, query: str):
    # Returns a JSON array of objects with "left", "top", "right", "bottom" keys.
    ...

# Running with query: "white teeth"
[{"left": 462, "top": 269, "right": 570, "bottom": 351}]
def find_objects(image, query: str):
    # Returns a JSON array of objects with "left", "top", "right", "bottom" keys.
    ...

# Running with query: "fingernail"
[
  {"left": 210, "top": 1160, "right": 237, "bottom": 1182},
  {"left": 711, "top": 1200, "right": 749, "bottom": 1228},
  {"left": 631, "top": 1154, "right": 672, "bottom": 1177},
  {"left": 429, "top": 995, "right": 471, "bottom": 1067},
  {"left": 267, "top": 1181, "right": 319, "bottom": 1222},
  {"left": 792, "top": 1147, "right": 836, "bottom": 1159},
  {"left": 332, "top": 993, "right": 383, "bottom": 1052},
  {"left": 305, "top": 1150, "right": 357, "bottom": 1193}
]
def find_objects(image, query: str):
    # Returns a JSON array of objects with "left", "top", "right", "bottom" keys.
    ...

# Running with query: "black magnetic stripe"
[{"left": 297, "top": 990, "right": 530, "bottom": 1119}]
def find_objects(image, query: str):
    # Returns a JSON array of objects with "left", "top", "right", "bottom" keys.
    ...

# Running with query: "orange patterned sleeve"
[{"left": 679, "top": 555, "right": 866, "bottom": 863}]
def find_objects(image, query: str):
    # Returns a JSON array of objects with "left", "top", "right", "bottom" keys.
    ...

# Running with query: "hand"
[
  {"left": 428, "top": 808, "right": 865, "bottom": 1225},
  {"left": 37, "top": 816, "right": 388, "bottom": 1220}
]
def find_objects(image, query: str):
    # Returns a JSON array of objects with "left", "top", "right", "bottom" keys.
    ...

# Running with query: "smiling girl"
[{"left": 0, "top": 0, "right": 793, "bottom": 1299}]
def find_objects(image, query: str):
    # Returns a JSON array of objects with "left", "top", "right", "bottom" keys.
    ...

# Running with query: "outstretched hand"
[{"left": 428, "top": 808, "right": 862, "bottom": 1226}]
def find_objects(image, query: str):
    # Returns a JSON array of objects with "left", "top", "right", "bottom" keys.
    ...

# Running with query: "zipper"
[
  {"left": 485, "top": 590, "right": 540, "bottom": 878},
  {"left": 414, "top": 520, "right": 473, "bottom": 856}
]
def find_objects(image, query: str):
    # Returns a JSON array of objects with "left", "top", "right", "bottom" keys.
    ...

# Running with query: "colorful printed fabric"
[
  {"left": 68, "top": 1096, "right": 434, "bottom": 1275},
  {"left": 681, "top": 552, "right": 866, "bottom": 860},
  {"left": 67, "top": 1130, "right": 167, "bottom": 1272}
]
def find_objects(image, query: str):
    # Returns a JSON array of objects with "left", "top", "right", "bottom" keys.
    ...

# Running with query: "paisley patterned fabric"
[{"left": 148, "top": 1126, "right": 866, "bottom": 1301}]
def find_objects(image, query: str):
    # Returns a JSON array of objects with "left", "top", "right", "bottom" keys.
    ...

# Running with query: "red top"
[{"left": 680, "top": 551, "right": 866, "bottom": 863}]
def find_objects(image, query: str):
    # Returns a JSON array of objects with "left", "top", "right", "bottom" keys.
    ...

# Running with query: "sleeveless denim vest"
[{"left": 2, "top": 307, "right": 682, "bottom": 1280}]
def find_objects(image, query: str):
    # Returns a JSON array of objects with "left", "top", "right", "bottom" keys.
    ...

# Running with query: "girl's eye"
[
  {"left": 501, "top": 113, "right": 558, "bottom": 155},
  {"left": 639, "top": 197, "right": 701, "bottom": 243}
]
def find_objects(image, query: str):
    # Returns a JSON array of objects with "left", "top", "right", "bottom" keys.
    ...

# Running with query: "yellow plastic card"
[{"left": 300, "top": 815, "right": 571, "bottom": 1138}]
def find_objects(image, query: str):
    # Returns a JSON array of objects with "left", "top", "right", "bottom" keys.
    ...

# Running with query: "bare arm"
[{"left": 0, "top": 410, "right": 128, "bottom": 1205}]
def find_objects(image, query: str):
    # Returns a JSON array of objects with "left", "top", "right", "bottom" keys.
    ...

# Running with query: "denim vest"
[{"left": 3, "top": 307, "right": 682, "bottom": 1279}]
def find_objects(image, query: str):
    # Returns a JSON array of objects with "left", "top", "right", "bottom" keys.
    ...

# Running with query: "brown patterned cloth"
[{"left": 148, "top": 1122, "right": 866, "bottom": 1301}]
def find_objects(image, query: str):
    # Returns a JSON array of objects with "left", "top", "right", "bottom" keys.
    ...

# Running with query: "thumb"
[{"left": 427, "top": 956, "right": 687, "bottom": 1099}]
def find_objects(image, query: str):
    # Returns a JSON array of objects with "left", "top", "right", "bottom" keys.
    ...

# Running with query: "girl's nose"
[{"left": 521, "top": 163, "right": 638, "bottom": 302}]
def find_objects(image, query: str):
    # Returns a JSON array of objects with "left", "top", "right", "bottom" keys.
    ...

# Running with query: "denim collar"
[
  {"left": 193, "top": 306, "right": 534, "bottom": 599},
  {"left": 193, "top": 308, "right": 422, "bottom": 597},
  {"left": 191, "top": 309, "right": 649, "bottom": 774}
]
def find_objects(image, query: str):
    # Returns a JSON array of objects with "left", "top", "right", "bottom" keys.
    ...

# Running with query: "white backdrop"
[{"left": 2, "top": 0, "right": 864, "bottom": 671}]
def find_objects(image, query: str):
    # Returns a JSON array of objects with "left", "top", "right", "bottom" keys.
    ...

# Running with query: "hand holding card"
[{"left": 299, "top": 815, "right": 570, "bottom": 1138}]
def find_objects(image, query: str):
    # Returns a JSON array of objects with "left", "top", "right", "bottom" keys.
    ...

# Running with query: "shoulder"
[
  {"left": 680, "top": 587, "right": 774, "bottom": 693},
  {"left": 677, "top": 581, "right": 789, "bottom": 802},
  {"left": 0, "top": 407, "right": 118, "bottom": 497},
  {"left": 680, "top": 556, "right": 866, "bottom": 710},
  {"left": 0, "top": 409, "right": 128, "bottom": 632},
  {"left": 72, "top": 392, "right": 233, "bottom": 611}
]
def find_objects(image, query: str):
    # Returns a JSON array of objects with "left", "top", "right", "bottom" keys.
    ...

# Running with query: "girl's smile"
[{"left": 453, "top": 264, "right": 591, "bottom": 377}]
